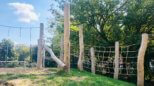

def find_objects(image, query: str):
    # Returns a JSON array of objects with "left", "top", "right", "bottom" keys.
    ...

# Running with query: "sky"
[{"left": 0, "top": 0, "right": 52, "bottom": 45}]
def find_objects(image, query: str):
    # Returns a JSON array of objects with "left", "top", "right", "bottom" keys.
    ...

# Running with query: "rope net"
[
  {"left": 0, "top": 25, "right": 39, "bottom": 68},
  {"left": 81, "top": 44, "right": 139, "bottom": 80}
]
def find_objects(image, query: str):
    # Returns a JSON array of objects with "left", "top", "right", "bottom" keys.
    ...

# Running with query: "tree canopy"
[{"left": 49, "top": 0, "right": 154, "bottom": 47}]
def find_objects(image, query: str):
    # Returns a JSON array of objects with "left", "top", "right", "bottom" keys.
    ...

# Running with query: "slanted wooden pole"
[
  {"left": 37, "top": 23, "right": 45, "bottom": 69},
  {"left": 114, "top": 41, "right": 119, "bottom": 79},
  {"left": 45, "top": 46, "right": 65, "bottom": 67},
  {"left": 90, "top": 47, "right": 95, "bottom": 74},
  {"left": 137, "top": 33, "right": 149, "bottom": 86},
  {"left": 78, "top": 25, "right": 84, "bottom": 71},
  {"left": 64, "top": 2, "right": 70, "bottom": 72}
]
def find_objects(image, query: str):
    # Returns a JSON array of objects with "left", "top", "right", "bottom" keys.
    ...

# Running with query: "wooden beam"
[
  {"left": 137, "top": 33, "right": 149, "bottom": 86},
  {"left": 64, "top": 2, "right": 70, "bottom": 72},
  {"left": 78, "top": 25, "right": 84, "bottom": 71},
  {"left": 114, "top": 41, "right": 119, "bottom": 79},
  {"left": 45, "top": 46, "right": 65, "bottom": 67}
]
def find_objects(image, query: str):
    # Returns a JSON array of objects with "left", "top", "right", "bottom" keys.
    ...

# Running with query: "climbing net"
[
  {"left": 83, "top": 45, "right": 91, "bottom": 71},
  {"left": 70, "top": 43, "right": 79, "bottom": 68},
  {"left": 95, "top": 46, "right": 115, "bottom": 75},
  {"left": 119, "top": 44, "right": 138, "bottom": 77},
  {"left": 83, "top": 44, "right": 139, "bottom": 79},
  {"left": 0, "top": 25, "right": 39, "bottom": 68}
]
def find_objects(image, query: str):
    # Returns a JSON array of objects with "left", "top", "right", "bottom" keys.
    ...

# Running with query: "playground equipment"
[
  {"left": 37, "top": 23, "right": 65, "bottom": 69},
  {"left": 37, "top": 2, "right": 70, "bottom": 71},
  {"left": 0, "top": 2, "right": 153, "bottom": 86},
  {"left": 0, "top": 23, "right": 65, "bottom": 69},
  {"left": 0, "top": 25, "right": 38, "bottom": 67}
]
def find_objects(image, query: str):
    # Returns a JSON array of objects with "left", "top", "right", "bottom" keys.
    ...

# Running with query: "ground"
[{"left": 0, "top": 68, "right": 135, "bottom": 86}]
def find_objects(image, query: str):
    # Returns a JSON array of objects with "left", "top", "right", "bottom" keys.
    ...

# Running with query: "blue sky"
[{"left": 0, "top": 0, "right": 52, "bottom": 45}]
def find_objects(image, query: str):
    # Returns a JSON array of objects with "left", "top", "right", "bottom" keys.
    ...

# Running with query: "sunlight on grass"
[{"left": 0, "top": 68, "right": 136, "bottom": 86}]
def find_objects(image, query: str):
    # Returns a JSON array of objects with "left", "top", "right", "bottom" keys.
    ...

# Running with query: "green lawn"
[{"left": 0, "top": 68, "right": 136, "bottom": 86}]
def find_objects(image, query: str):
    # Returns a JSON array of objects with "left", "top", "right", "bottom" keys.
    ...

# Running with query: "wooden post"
[
  {"left": 114, "top": 41, "right": 119, "bottom": 79},
  {"left": 64, "top": 2, "right": 70, "bottom": 72},
  {"left": 137, "top": 33, "right": 149, "bottom": 86},
  {"left": 90, "top": 47, "right": 95, "bottom": 74},
  {"left": 37, "top": 23, "right": 45, "bottom": 69},
  {"left": 78, "top": 25, "right": 84, "bottom": 71}
]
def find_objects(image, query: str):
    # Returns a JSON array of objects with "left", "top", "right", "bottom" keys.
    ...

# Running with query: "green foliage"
[
  {"left": 0, "top": 39, "right": 15, "bottom": 61},
  {"left": 15, "top": 45, "right": 30, "bottom": 61},
  {"left": 0, "top": 39, "right": 37, "bottom": 67},
  {"left": 48, "top": 0, "right": 154, "bottom": 83},
  {"left": 50, "top": 0, "right": 154, "bottom": 46},
  {"left": 70, "top": 25, "right": 79, "bottom": 31}
]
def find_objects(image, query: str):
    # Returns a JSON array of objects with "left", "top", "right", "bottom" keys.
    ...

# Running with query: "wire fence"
[{"left": 70, "top": 44, "right": 139, "bottom": 81}]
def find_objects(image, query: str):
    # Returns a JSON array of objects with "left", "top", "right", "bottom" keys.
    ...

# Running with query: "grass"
[{"left": 0, "top": 68, "right": 136, "bottom": 86}]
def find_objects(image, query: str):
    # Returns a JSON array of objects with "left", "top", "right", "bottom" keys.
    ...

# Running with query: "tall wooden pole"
[
  {"left": 137, "top": 33, "right": 149, "bottom": 86},
  {"left": 78, "top": 25, "right": 84, "bottom": 71},
  {"left": 37, "top": 23, "right": 45, "bottom": 69},
  {"left": 114, "top": 41, "right": 119, "bottom": 79},
  {"left": 64, "top": 2, "right": 70, "bottom": 72}
]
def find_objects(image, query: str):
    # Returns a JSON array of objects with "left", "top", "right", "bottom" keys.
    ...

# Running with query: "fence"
[
  {"left": 81, "top": 43, "right": 138, "bottom": 81},
  {"left": 68, "top": 24, "right": 149, "bottom": 86}
]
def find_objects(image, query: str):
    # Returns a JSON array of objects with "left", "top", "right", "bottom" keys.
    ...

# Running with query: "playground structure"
[
  {"left": 61, "top": 3, "right": 153, "bottom": 86},
  {"left": 0, "top": 2, "right": 153, "bottom": 86},
  {"left": 0, "top": 23, "right": 65, "bottom": 69},
  {"left": 36, "top": 23, "right": 65, "bottom": 69}
]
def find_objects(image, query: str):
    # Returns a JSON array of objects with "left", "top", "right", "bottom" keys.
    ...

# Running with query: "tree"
[
  {"left": 49, "top": 0, "right": 154, "bottom": 82},
  {"left": 122, "top": 0, "right": 154, "bottom": 44},
  {"left": 0, "top": 39, "right": 15, "bottom": 61},
  {"left": 15, "top": 44, "right": 30, "bottom": 61}
]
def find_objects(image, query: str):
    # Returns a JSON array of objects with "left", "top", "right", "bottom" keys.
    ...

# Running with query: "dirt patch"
[
  {"left": 0, "top": 80, "right": 14, "bottom": 86},
  {"left": 8, "top": 79, "right": 33, "bottom": 86},
  {"left": 0, "top": 68, "right": 55, "bottom": 75},
  {"left": 69, "top": 76, "right": 87, "bottom": 82},
  {"left": 0, "top": 68, "right": 57, "bottom": 86},
  {"left": 0, "top": 79, "right": 34, "bottom": 86}
]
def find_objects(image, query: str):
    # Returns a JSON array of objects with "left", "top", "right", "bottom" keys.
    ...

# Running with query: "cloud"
[{"left": 8, "top": 2, "right": 39, "bottom": 23}]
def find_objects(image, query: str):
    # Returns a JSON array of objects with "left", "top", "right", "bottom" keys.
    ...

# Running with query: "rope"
[
  {"left": 0, "top": 24, "right": 39, "bottom": 29},
  {"left": 19, "top": 27, "right": 22, "bottom": 39},
  {"left": 81, "top": 44, "right": 138, "bottom": 76},
  {"left": 29, "top": 28, "right": 32, "bottom": 63},
  {"left": 0, "top": 24, "right": 39, "bottom": 68}
]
